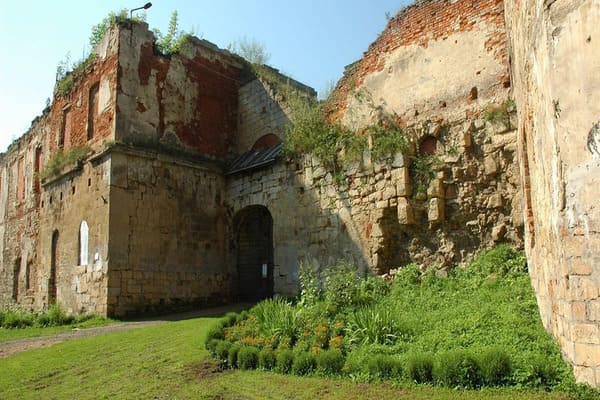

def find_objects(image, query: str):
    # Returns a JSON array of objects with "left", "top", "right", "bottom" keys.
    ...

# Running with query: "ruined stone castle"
[{"left": 0, "top": 0, "right": 598, "bottom": 387}]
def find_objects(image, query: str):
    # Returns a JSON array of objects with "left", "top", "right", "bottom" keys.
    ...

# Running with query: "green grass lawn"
[{"left": 0, "top": 316, "right": 572, "bottom": 400}]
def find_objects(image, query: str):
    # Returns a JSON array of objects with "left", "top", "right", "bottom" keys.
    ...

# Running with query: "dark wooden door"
[{"left": 236, "top": 206, "right": 273, "bottom": 301}]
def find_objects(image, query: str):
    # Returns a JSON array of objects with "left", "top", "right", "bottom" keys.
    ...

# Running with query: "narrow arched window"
[{"left": 80, "top": 221, "right": 89, "bottom": 266}]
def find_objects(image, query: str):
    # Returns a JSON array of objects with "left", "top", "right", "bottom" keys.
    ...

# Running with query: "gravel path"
[{"left": 0, "top": 303, "right": 253, "bottom": 359}]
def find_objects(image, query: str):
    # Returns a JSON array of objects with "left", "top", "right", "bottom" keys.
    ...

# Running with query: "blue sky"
[{"left": 0, "top": 1, "right": 410, "bottom": 153}]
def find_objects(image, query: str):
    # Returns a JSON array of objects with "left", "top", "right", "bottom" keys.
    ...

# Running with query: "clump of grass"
[
  {"left": 39, "top": 145, "right": 91, "bottom": 181},
  {"left": 0, "top": 304, "right": 98, "bottom": 329}
]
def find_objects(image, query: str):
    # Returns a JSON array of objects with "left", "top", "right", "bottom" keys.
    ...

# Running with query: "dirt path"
[{"left": 0, "top": 303, "right": 253, "bottom": 359}]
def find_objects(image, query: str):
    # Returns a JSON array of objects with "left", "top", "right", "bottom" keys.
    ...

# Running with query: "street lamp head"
[{"left": 130, "top": 2, "right": 152, "bottom": 19}]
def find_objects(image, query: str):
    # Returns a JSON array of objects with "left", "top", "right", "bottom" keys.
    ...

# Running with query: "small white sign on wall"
[{"left": 261, "top": 263, "right": 268, "bottom": 278}]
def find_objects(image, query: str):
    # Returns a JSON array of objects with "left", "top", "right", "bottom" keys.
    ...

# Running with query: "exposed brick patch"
[{"left": 326, "top": 0, "right": 507, "bottom": 121}]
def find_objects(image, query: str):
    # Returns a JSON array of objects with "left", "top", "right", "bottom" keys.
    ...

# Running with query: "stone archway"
[{"left": 234, "top": 205, "right": 274, "bottom": 301}]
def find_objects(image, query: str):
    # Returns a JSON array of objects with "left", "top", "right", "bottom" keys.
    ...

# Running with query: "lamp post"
[{"left": 130, "top": 2, "right": 152, "bottom": 19}]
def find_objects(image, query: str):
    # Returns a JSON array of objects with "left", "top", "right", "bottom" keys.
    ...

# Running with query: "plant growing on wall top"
[
  {"left": 227, "top": 36, "right": 271, "bottom": 66},
  {"left": 153, "top": 11, "right": 193, "bottom": 56},
  {"left": 54, "top": 9, "right": 147, "bottom": 98},
  {"left": 39, "top": 145, "right": 91, "bottom": 182}
]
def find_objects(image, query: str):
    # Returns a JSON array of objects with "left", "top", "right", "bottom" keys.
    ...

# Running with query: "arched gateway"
[{"left": 233, "top": 205, "right": 274, "bottom": 301}]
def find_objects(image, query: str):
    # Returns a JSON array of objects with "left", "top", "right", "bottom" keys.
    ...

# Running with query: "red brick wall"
[
  {"left": 48, "top": 54, "right": 118, "bottom": 154},
  {"left": 135, "top": 40, "right": 240, "bottom": 157},
  {"left": 327, "top": 0, "right": 508, "bottom": 120}
]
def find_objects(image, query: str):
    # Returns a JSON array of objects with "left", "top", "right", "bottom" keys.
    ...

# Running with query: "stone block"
[
  {"left": 484, "top": 155, "right": 498, "bottom": 175},
  {"left": 487, "top": 193, "right": 503, "bottom": 209},
  {"left": 397, "top": 197, "right": 415, "bottom": 225},
  {"left": 392, "top": 152, "right": 405, "bottom": 168},
  {"left": 572, "top": 324, "right": 600, "bottom": 344},
  {"left": 574, "top": 343, "right": 600, "bottom": 367},
  {"left": 570, "top": 257, "right": 592, "bottom": 276},
  {"left": 392, "top": 167, "right": 412, "bottom": 197},
  {"left": 376, "top": 200, "right": 389, "bottom": 209},
  {"left": 589, "top": 301, "right": 600, "bottom": 321},
  {"left": 463, "top": 131, "right": 473, "bottom": 148},
  {"left": 570, "top": 277, "right": 599, "bottom": 301},
  {"left": 427, "top": 178, "right": 444, "bottom": 199},
  {"left": 382, "top": 184, "right": 396, "bottom": 201},
  {"left": 492, "top": 223, "right": 507, "bottom": 241},
  {"left": 572, "top": 302, "right": 587, "bottom": 321},
  {"left": 428, "top": 198, "right": 444, "bottom": 222},
  {"left": 573, "top": 366, "right": 596, "bottom": 386},
  {"left": 362, "top": 150, "right": 372, "bottom": 171}
]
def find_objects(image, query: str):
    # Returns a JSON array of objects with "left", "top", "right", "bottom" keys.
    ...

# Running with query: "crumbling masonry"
[{"left": 0, "top": 0, "right": 598, "bottom": 387}]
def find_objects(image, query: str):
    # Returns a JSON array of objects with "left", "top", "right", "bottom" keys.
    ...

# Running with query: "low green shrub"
[
  {"left": 223, "top": 312, "right": 239, "bottom": 328},
  {"left": 315, "top": 349, "right": 345, "bottom": 376},
  {"left": 291, "top": 352, "right": 316, "bottom": 376},
  {"left": 258, "top": 348, "right": 276, "bottom": 370},
  {"left": 215, "top": 341, "right": 232, "bottom": 363},
  {"left": 406, "top": 353, "right": 434, "bottom": 384},
  {"left": 478, "top": 348, "right": 512, "bottom": 386},
  {"left": 523, "top": 355, "right": 561, "bottom": 389},
  {"left": 275, "top": 349, "right": 294, "bottom": 374},
  {"left": 205, "top": 323, "right": 225, "bottom": 343},
  {"left": 470, "top": 244, "right": 527, "bottom": 277},
  {"left": 237, "top": 346, "right": 259, "bottom": 370},
  {"left": 434, "top": 350, "right": 482, "bottom": 388},
  {"left": 205, "top": 339, "right": 220, "bottom": 357},
  {"left": 46, "top": 304, "right": 75, "bottom": 326},
  {"left": 2, "top": 308, "right": 34, "bottom": 328},
  {"left": 236, "top": 310, "right": 249, "bottom": 323},
  {"left": 367, "top": 354, "right": 402, "bottom": 380},
  {"left": 227, "top": 343, "right": 241, "bottom": 369}
]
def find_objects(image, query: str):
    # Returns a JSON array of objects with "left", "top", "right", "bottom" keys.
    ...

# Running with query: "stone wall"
[
  {"left": 0, "top": 26, "right": 119, "bottom": 313},
  {"left": 38, "top": 155, "right": 112, "bottom": 315},
  {"left": 505, "top": 0, "right": 600, "bottom": 387},
  {"left": 106, "top": 148, "right": 231, "bottom": 316},
  {"left": 304, "top": 0, "right": 522, "bottom": 272}
]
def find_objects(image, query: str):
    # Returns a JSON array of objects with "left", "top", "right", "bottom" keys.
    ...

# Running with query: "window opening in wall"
[
  {"left": 419, "top": 135, "right": 438, "bottom": 156},
  {"left": 80, "top": 221, "right": 89, "bottom": 266},
  {"left": 60, "top": 192, "right": 63, "bottom": 201},
  {"left": 26, "top": 261, "right": 33, "bottom": 293},
  {"left": 88, "top": 83, "right": 99, "bottom": 141},
  {"left": 49, "top": 230, "right": 59, "bottom": 305},
  {"left": 34, "top": 147, "right": 42, "bottom": 193},
  {"left": 59, "top": 106, "right": 71, "bottom": 149},
  {"left": 72, "top": 186, "right": 76, "bottom": 195},
  {"left": 12, "top": 257, "right": 22, "bottom": 301},
  {"left": 88, "top": 178, "right": 92, "bottom": 187},
  {"left": 16, "top": 158, "right": 25, "bottom": 202}
]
